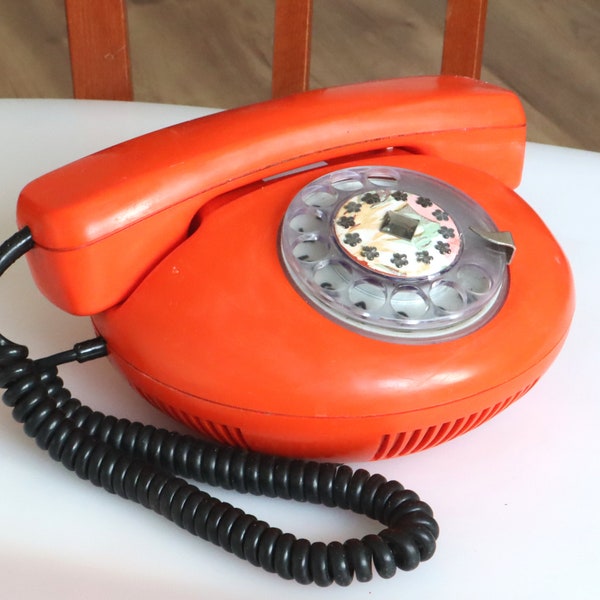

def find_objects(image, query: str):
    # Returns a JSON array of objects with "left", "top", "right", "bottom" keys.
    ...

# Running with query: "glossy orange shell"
[
  {"left": 93, "top": 154, "right": 574, "bottom": 460},
  {"left": 16, "top": 77, "right": 573, "bottom": 460}
]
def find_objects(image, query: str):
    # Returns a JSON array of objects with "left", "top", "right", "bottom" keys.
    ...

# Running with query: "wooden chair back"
[{"left": 64, "top": 0, "right": 488, "bottom": 102}]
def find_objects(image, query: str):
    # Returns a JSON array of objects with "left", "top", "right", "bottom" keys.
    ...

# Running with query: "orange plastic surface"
[
  {"left": 92, "top": 154, "right": 574, "bottom": 461},
  {"left": 17, "top": 76, "right": 525, "bottom": 315},
  {"left": 16, "top": 76, "right": 571, "bottom": 462}
]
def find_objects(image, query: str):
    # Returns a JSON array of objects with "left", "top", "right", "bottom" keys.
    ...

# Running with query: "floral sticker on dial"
[{"left": 333, "top": 189, "right": 462, "bottom": 278}]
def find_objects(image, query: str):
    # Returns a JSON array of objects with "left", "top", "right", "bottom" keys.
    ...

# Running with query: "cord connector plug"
[{"left": 34, "top": 337, "right": 108, "bottom": 370}]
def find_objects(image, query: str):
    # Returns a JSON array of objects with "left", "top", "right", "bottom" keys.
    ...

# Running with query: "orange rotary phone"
[{"left": 0, "top": 76, "right": 574, "bottom": 585}]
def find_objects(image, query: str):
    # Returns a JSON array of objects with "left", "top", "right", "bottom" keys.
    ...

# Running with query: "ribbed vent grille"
[
  {"left": 138, "top": 391, "right": 250, "bottom": 449},
  {"left": 372, "top": 379, "right": 540, "bottom": 460},
  {"left": 135, "top": 378, "right": 539, "bottom": 460}
]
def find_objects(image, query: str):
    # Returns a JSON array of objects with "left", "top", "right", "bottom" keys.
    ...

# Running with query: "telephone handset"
[
  {"left": 1, "top": 76, "right": 574, "bottom": 585},
  {"left": 19, "top": 76, "right": 526, "bottom": 316}
]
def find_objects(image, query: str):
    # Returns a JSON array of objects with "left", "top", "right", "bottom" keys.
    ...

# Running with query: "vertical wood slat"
[
  {"left": 63, "top": 0, "right": 486, "bottom": 101},
  {"left": 64, "top": 0, "right": 132, "bottom": 100},
  {"left": 441, "top": 0, "right": 488, "bottom": 78},
  {"left": 272, "top": 0, "right": 313, "bottom": 98}
]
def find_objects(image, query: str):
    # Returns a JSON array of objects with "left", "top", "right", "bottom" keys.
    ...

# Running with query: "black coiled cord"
[{"left": 0, "top": 227, "right": 439, "bottom": 586}]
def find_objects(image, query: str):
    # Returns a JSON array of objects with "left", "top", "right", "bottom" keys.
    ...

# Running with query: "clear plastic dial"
[{"left": 280, "top": 166, "right": 510, "bottom": 343}]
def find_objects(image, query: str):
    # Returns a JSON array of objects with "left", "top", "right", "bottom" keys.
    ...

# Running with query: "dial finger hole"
[
  {"left": 302, "top": 187, "right": 337, "bottom": 208},
  {"left": 292, "top": 239, "right": 329, "bottom": 262},
  {"left": 367, "top": 168, "right": 401, "bottom": 188},
  {"left": 313, "top": 261, "right": 352, "bottom": 292},
  {"left": 430, "top": 281, "right": 466, "bottom": 313},
  {"left": 457, "top": 264, "right": 493, "bottom": 296},
  {"left": 390, "top": 286, "right": 430, "bottom": 320},
  {"left": 289, "top": 210, "right": 326, "bottom": 234},
  {"left": 331, "top": 174, "right": 363, "bottom": 192},
  {"left": 349, "top": 279, "right": 387, "bottom": 312}
]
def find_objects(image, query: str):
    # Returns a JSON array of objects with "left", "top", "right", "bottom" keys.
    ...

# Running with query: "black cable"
[
  {"left": 0, "top": 226, "right": 34, "bottom": 275},
  {"left": 0, "top": 227, "right": 439, "bottom": 586}
]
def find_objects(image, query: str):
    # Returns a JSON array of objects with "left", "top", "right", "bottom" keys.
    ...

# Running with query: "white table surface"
[{"left": 0, "top": 99, "right": 598, "bottom": 599}]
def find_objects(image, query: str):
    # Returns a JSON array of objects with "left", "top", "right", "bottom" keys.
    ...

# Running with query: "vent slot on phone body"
[
  {"left": 372, "top": 379, "right": 540, "bottom": 460},
  {"left": 138, "top": 390, "right": 250, "bottom": 449}
]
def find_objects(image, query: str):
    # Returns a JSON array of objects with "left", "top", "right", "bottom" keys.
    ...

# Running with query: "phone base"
[
  {"left": 106, "top": 340, "right": 560, "bottom": 461},
  {"left": 92, "top": 156, "right": 573, "bottom": 463}
]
